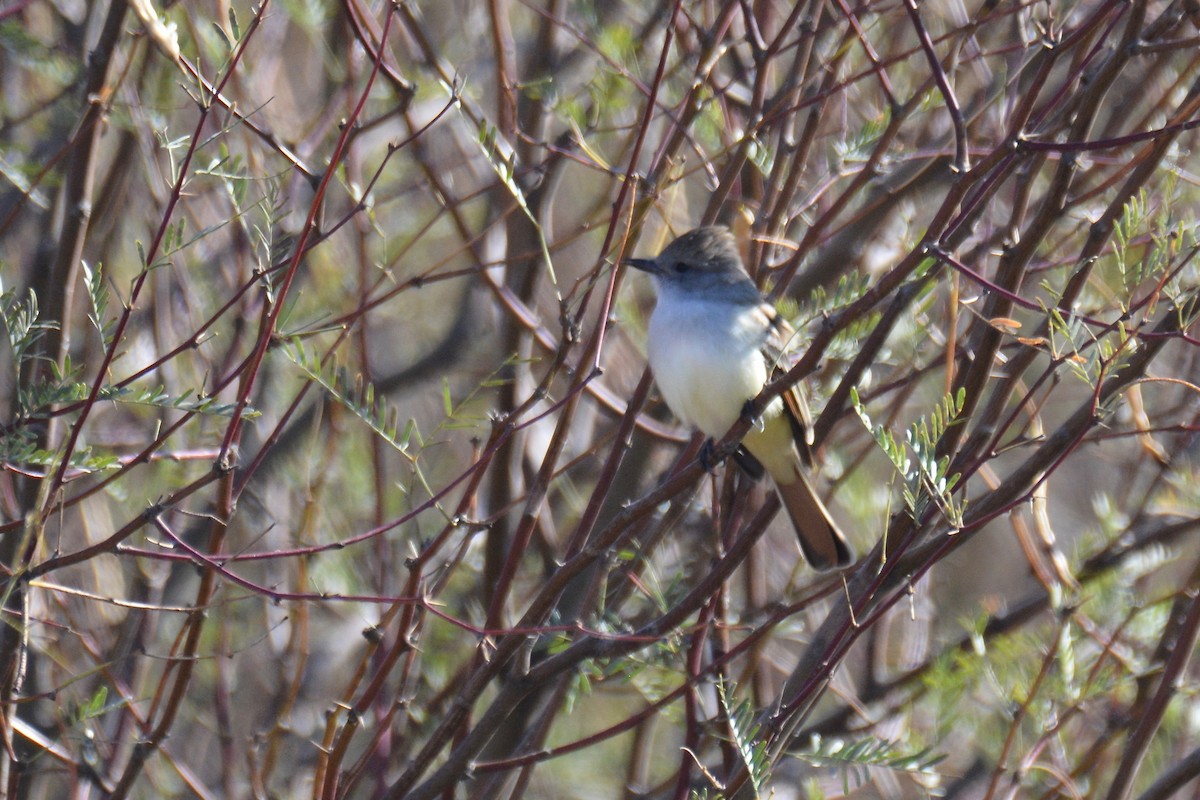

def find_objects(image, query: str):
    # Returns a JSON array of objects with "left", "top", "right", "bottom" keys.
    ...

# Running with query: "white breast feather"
[{"left": 646, "top": 297, "right": 775, "bottom": 438}]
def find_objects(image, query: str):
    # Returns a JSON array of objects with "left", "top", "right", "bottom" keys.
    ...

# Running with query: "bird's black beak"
[{"left": 623, "top": 257, "right": 660, "bottom": 275}]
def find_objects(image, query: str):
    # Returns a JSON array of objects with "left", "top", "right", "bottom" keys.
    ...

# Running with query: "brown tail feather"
[{"left": 775, "top": 473, "right": 854, "bottom": 570}]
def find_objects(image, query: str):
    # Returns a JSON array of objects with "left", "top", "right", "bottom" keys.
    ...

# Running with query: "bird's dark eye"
[{"left": 671, "top": 262, "right": 690, "bottom": 274}]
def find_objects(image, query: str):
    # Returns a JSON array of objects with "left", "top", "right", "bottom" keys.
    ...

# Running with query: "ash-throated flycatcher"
[{"left": 626, "top": 226, "right": 853, "bottom": 570}]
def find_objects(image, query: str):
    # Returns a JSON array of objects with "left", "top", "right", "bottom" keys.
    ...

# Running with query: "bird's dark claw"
[
  {"left": 699, "top": 439, "right": 721, "bottom": 474},
  {"left": 740, "top": 399, "right": 759, "bottom": 423}
]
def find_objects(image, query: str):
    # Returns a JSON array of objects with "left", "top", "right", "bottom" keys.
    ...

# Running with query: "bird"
[{"left": 625, "top": 226, "right": 853, "bottom": 569}]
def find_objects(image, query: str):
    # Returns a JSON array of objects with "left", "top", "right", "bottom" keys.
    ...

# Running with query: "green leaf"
[
  {"left": 717, "top": 679, "right": 770, "bottom": 798},
  {"left": 280, "top": 338, "right": 416, "bottom": 463},
  {"left": 854, "top": 387, "right": 966, "bottom": 526}
]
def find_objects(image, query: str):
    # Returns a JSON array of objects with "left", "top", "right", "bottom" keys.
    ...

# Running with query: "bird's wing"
[{"left": 757, "top": 302, "right": 815, "bottom": 466}]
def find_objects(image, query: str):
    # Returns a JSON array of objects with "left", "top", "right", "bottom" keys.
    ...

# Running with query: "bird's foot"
[{"left": 699, "top": 439, "right": 722, "bottom": 474}]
